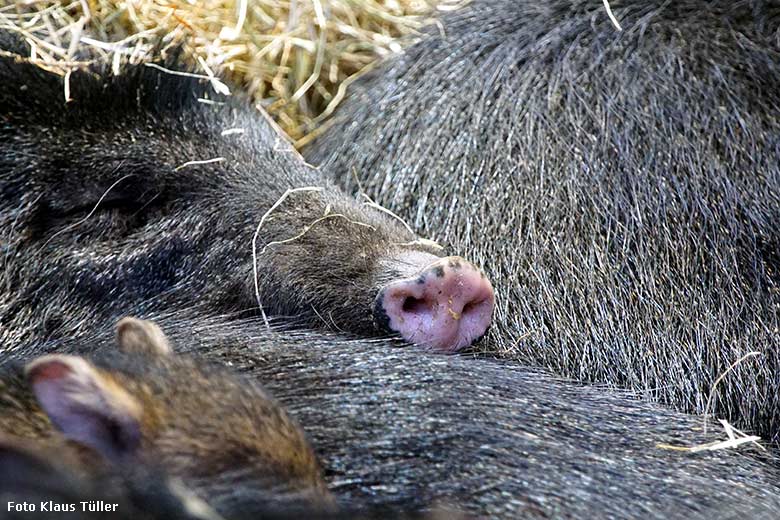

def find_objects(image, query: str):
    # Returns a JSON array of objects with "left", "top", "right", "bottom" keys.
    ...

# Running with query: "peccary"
[
  {"left": 304, "top": 0, "right": 780, "bottom": 443},
  {"left": 5, "top": 19, "right": 780, "bottom": 520},
  {"left": 36, "top": 310, "right": 780, "bottom": 520},
  {"left": 0, "top": 33, "right": 493, "bottom": 354},
  {"left": 0, "top": 317, "right": 332, "bottom": 516}
]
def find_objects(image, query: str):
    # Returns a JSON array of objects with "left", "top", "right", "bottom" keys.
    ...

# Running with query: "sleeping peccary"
[
  {"left": 304, "top": 0, "right": 780, "bottom": 444},
  {"left": 0, "top": 32, "right": 493, "bottom": 354},
  {"left": 0, "top": 317, "right": 332, "bottom": 517}
]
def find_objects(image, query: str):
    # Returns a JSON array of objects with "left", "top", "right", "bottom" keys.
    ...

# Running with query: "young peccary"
[
  {"left": 304, "top": 0, "right": 780, "bottom": 443},
  {"left": 0, "top": 32, "right": 493, "bottom": 354},
  {"left": 0, "top": 317, "right": 332, "bottom": 516},
  {"left": 48, "top": 310, "right": 780, "bottom": 520}
]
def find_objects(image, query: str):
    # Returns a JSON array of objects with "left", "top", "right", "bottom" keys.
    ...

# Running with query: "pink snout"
[{"left": 374, "top": 256, "right": 495, "bottom": 352}]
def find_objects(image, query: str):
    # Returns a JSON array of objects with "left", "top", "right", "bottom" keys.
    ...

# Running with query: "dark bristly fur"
[
  {"left": 0, "top": 32, "right": 441, "bottom": 351},
  {"left": 305, "top": 0, "right": 780, "bottom": 443},
  {"left": 36, "top": 310, "right": 780, "bottom": 519},
  {"left": 5, "top": 16, "right": 780, "bottom": 518}
]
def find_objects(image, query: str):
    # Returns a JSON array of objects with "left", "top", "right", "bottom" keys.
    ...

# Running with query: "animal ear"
[
  {"left": 116, "top": 317, "right": 172, "bottom": 357},
  {"left": 25, "top": 355, "right": 142, "bottom": 463}
]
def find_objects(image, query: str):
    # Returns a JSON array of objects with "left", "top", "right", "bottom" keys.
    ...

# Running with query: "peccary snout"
[{"left": 374, "top": 252, "right": 495, "bottom": 352}]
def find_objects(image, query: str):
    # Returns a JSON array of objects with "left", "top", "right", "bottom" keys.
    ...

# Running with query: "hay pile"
[{"left": 0, "top": 0, "right": 465, "bottom": 146}]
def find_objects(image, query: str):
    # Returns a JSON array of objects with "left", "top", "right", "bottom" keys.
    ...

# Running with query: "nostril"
[
  {"left": 402, "top": 296, "right": 430, "bottom": 315},
  {"left": 463, "top": 299, "right": 488, "bottom": 314},
  {"left": 462, "top": 301, "right": 477, "bottom": 315}
]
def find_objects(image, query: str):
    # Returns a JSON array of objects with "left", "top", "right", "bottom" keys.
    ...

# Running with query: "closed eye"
[{"left": 30, "top": 179, "right": 167, "bottom": 243}]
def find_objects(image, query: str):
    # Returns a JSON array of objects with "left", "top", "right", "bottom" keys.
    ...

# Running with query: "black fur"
[
  {"left": 304, "top": 0, "right": 780, "bottom": 443},
  {"left": 0, "top": 34, "right": 440, "bottom": 350}
]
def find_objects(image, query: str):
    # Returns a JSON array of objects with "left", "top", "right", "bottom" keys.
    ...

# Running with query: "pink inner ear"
[
  {"left": 26, "top": 356, "right": 142, "bottom": 463},
  {"left": 27, "top": 361, "right": 72, "bottom": 383}
]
